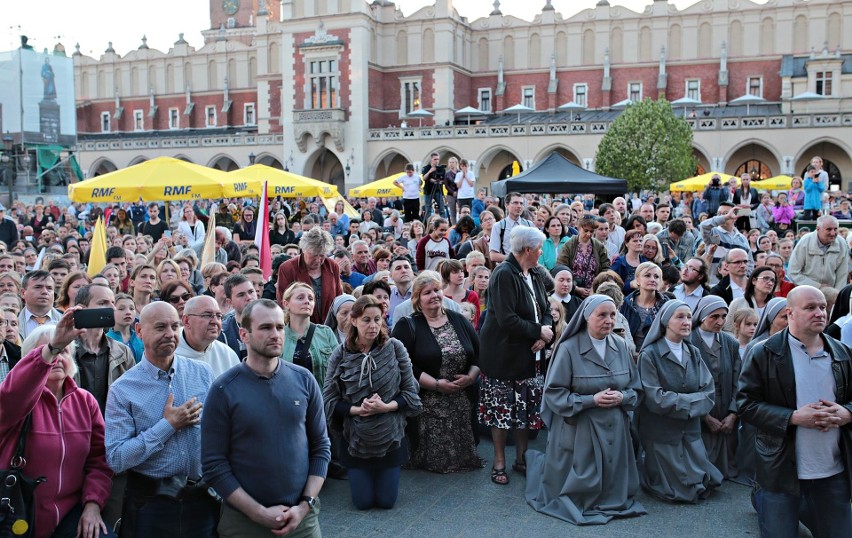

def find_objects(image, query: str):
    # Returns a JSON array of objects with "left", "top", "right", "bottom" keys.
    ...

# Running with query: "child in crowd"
[
  {"left": 731, "top": 309, "right": 758, "bottom": 359},
  {"left": 106, "top": 293, "right": 144, "bottom": 363}
]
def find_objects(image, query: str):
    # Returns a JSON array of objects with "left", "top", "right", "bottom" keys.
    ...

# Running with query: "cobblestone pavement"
[{"left": 315, "top": 432, "right": 804, "bottom": 538}]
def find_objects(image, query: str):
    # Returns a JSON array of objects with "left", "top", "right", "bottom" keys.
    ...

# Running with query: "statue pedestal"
[{"left": 39, "top": 100, "right": 60, "bottom": 143}]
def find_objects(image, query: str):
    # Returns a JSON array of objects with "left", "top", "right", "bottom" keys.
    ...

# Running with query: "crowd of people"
[{"left": 0, "top": 153, "right": 851, "bottom": 538}]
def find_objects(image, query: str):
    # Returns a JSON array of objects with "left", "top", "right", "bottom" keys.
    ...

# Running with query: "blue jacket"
[{"left": 803, "top": 175, "right": 824, "bottom": 210}]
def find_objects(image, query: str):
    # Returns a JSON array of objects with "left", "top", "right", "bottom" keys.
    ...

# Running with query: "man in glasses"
[
  {"left": 176, "top": 295, "right": 239, "bottom": 378},
  {"left": 710, "top": 248, "right": 751, "bottom": 305}
]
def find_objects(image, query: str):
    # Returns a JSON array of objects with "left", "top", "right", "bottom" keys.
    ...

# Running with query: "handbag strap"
[{"left": 11, "top": 414, "right": 32, "bottom": 467}]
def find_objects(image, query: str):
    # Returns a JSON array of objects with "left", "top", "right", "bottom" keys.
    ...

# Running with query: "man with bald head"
[
  {"left": 710, "top": 248, "right": 750, "bottom": 305},
  {"left": 105, "top": 301, "right": 220, "bottom": 536},
  {"left": 176, "top": 295, "right": 239, "bottom": 378},
  {"left": 738, "top": 285, "right": 852, "bottom": 538},
  {"left": 788, "top": 215, "right": 848, "bottom": 290}
]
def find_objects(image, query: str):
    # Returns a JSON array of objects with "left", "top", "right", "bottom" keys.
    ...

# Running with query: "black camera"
[{"left": 431, "top": 164, "right": 446, "bottom": 183}]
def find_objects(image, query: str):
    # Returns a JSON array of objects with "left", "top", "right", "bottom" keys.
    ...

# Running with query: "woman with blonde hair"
[
  {"left": 177, "top": 204, "right": 205, "bottom": 244},
  {"left": 391, "top": 271, "right": 481, "bottom": 474},
  {"left": 620, "top": 262, "right": 669, "bottom": 350},
  {"left": 99, "top": 263, "right": 122, "bottom": 295},
  {"left": 156, "top": 258, "right": 181, "bottom": 291},
  {"left": 280, "top": 281, "right": 337, "bottom": 388}
]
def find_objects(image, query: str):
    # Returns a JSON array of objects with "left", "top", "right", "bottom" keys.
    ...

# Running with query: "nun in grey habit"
[
  {"left": 525, "top": 295, "right": 646, "bottom": 525},
  {"left": 637, "top": 299, "right": 722, "bottom": 503},
  {"left": 689, "top": 296, "right": 741, "bottom": 481},
  {"left": 736, "top": 297, "right": 787, "bottom": 486}
]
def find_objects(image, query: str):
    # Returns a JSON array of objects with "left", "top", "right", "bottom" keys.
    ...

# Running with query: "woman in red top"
[{"left": 0, "top": 309, "right": 112, "bottom": 538}]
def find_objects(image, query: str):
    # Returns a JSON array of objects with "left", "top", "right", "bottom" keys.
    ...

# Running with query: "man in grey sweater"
[{"left": 201, "top": 299, "right": 330, "bottom": 537}]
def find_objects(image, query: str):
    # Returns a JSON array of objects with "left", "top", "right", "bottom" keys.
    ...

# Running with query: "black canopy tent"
[{"left": 490, "top": 151, "right": 628, "bottom": 197}]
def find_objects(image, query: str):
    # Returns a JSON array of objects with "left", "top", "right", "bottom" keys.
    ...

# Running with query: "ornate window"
[{"left": 308, "top": 59, "right": 338, "bottom": 109}]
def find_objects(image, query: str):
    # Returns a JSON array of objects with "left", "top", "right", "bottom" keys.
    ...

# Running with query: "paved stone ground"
[{"left": 315, "top": 432, "right": 807, "bottom": 538}]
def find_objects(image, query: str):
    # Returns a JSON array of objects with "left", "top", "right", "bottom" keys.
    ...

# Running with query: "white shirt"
[
  {"left": 731, "top": 280, "right": 745, "bottom": 301},
  {"left": 590, "top": 335, "right": 607, "bottom": 358},
  {"left": 698, "top": 327, "right": 716, "bottom": 350},
  {"left": 396, "top": 174, "right": 421, "bottom": 200},
  {"left": 664, "top": 338, "right": 684, "bottom": 364},
  {"left": 455, "top": 170, "right": 476, "bottom": 199}
]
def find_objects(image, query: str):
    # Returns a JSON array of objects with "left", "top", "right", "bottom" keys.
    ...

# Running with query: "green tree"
[{"left": 595, "top": 98, "right": 697, "bottom": 193}]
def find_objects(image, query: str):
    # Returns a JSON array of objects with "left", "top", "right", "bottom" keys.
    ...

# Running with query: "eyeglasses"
[
  {"left": 187, "top": 312, "right": 224, "bottom": 321},
  {"left": 166, "top": 293, "right": 193, "bottom": 304},
  {"left": 756, "top": 276, "right": 777, "bottom": 284}
]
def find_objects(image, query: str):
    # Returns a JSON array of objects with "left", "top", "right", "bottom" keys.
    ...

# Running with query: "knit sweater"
[{"left": 201, "top": 361, "right": 330, "bottom": 507}]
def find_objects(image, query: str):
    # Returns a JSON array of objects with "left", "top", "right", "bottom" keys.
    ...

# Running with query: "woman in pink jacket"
[
  {"left": 0, "top": 309, "right": 113, "bottom": 538},
  {"left": 771, "top": 192, "right": 796, "bottom": 234}
]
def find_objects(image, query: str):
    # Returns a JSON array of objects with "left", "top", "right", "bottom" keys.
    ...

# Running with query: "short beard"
[{"left": 248, "top": 341, "right": 280, "bottom": 360}]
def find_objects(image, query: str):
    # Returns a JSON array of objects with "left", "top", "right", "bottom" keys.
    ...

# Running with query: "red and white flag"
[{"left": 254, "top": 181, "right": 272, "bottom": 280}]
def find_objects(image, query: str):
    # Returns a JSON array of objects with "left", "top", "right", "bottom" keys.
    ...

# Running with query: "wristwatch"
[
  {"left": 299, "top": 496, "right": 317, "bottom": 509},
  {"left": 47, "top": 342, "right": 62, "bottom": 356}
]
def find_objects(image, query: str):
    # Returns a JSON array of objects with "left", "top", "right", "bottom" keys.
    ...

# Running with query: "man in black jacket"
[
  {"left": 737, "top": 285, "right": 852, "bottom": 538},
  {"left": 0, "top": 339, "right": 21, "bottom": 383},
  {"left": 0, "top": 205, "right": 19, "bottom": 248}
]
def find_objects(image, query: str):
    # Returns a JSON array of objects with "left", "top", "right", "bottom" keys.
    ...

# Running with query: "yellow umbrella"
[
  {"left": 752, "top": 175, "right": 792, "bottom": 191},
  {"left": 669, "top": 172, "right": 738, "bottom": 192},
  {"left": 87, "top": 217, "right": 108, "bottom": 276},
  {"left": 68, "top": 157, "right": 232, "bottom": 202},
  {"left": 321, "top": 195, "right": 360, "bottom": 219},
  {"left": 349, "top": 173, "right": 430, "bottom": 198},
  {"left": 227, "top": 164, "right": 339, "bottom": 198}
]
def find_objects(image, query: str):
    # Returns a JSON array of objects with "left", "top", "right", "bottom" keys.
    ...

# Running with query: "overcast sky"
[{"left": 7, "top": 0, "right": 732, "bottom": 57}]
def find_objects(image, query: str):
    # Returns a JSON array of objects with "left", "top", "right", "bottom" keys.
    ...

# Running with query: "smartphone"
[
  {"left": 163, "top": 230, "right": 172, "bottom": 238},
  {"left": 74, "top": 308, "right": 116, "bottom": 329},
  {"left": 707, "top": 235, "right": 721, "bottom": 245}
]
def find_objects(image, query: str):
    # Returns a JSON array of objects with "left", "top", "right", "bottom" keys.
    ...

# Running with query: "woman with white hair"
[
  {"left": 0, "top": 309, "right": 114, "bottom": 537},
  {"left": 479, "top": 226, "right": 554, "bottom": 486},
  {"left": 275, "top": 227, "right": 342, "bottom": 323},
  {"left": 525, "top": 295, "right": 645, "bottom": 525}
]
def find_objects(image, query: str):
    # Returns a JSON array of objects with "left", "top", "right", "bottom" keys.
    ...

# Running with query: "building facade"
[{"left": 74, "top": 0, "right": 852, "bottom": 193}]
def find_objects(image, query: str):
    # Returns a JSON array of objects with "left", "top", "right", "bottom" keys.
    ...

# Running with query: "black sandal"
[
  {"left": 512, "top": 459, "right": 527, "bottom": 476},
  {"left": 491, "top": 466, "right": 509, "bottom": 485}
]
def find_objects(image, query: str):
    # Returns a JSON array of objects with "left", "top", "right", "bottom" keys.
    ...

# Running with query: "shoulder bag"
[{"left": 0, "top": 414, "right": 46, "bottom": 537}]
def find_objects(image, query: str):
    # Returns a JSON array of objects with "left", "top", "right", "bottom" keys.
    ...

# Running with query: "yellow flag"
[
  {"left": 87, "top": 217, "right": 108, "bottom": 276},
  {"left": 201, "top": 210, "right": 217, "bottom": 267}
]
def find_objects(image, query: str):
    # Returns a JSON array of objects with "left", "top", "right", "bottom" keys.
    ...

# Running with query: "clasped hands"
[
  {"left": 792, "top": 400, "right": 852, "bottom": 432},
  {"left": 593, "top": 388, "right": 624, "bottom": 408},
  {"left": 254, "top": 503, "right": 308, "bottom": 535},
  {"left": 705, "top": 413, "right": 737, "bottom": 434},
  {"left": 355, "top": 393, "right": 393, "bottom": 416}
]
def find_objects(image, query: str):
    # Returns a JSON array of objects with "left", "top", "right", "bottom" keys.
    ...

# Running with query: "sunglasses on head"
[{"left": 166, "top": 293, "right": 192, "bottom": 304}]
